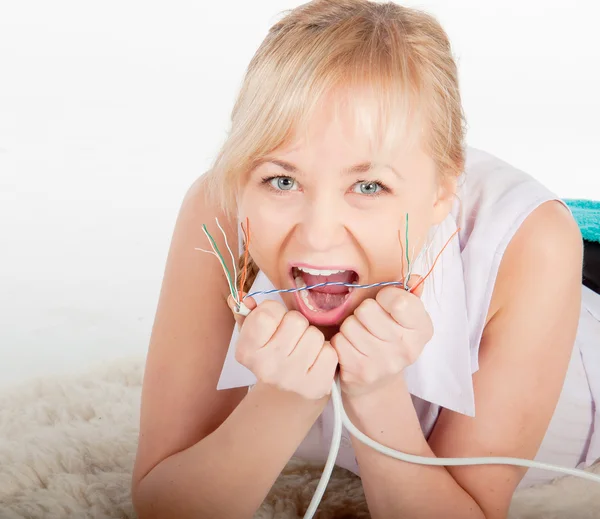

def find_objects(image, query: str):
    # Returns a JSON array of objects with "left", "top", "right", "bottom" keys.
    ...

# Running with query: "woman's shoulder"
[
  {"left": 487, "top": 199, "right": 582, "bottom": 321},
  {"left": 458, "top": 146, "right": 563, "bottom": 238},
  {"left": 456, "top": 146, "right": 571, "bottom": 257},
  {"left": 452, "top": 147, "right": 580, "bottom": 364}
]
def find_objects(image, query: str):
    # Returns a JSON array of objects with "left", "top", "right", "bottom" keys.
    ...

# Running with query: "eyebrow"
[{"left": 260, "top": 158, "right": 400, "bottom": 178}]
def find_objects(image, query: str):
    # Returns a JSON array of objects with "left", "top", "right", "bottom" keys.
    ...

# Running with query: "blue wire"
[{"left": 243, "top": 280, "right": 408, "bottom": 300}]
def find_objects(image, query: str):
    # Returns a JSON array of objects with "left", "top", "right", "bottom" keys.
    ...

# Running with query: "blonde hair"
[{"left": 201, "top": 0, "right": 467, "bottom": 294}]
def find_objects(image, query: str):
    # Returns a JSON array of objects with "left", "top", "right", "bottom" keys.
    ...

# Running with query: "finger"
[
  {"left": 266, "top": 310, "right": 310, "bottom": 356},
  {"left": 330, "top": 332, "right": 365, "bottom": 373},
  {"left": 239, "top": 299, "right": 286, "bottom": 350},
  {"left": 288, "top": 325, "right": 326, "bottom": 371},
  {"left": 340, "top": 314, "right": 384, "bottom": 356},
  {"left": 376, "top": 285, "right": 427, "bottom": 330},
  {"left": 307, "top": 340, "right": 338, "bottom": 383},
  {"left": 353, "top": 298, "right": 400, "bottom": 343},
  {"left": 227, "top": 292, "right": 257, "bottom": 328}
]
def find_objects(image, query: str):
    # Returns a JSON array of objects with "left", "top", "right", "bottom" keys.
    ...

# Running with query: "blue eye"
[
  {"left": 353, "top": 181, "right": 383, "bottom": 195},
  {"left": 262, "top": 175, "right": 298, "bottom": 192}
]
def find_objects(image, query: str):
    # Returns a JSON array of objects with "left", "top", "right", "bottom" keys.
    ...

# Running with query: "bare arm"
[
  {"left": 131, "top": 176, "right": 327, "bottom": 519},
  {"left": 134, "top": 381, "right": 327, "bottom": 519}
]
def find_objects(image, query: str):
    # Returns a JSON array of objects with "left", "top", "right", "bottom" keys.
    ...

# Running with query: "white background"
[{"left": 1, "top": 0, "right": 599, "bottom": 389}]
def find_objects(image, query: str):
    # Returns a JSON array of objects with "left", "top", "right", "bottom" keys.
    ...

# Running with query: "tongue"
[
  {"left": 309, "top": 291, "right": 347, "bottom": 311},
  {"left": 301, "top": 270, "right": 355, "bottom": 293}
]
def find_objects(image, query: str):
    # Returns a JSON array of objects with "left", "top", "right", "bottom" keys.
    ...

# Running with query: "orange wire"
[
  {"left": 409, "top": 227, "right": 460, "bottom": 294},
  {"left": 239, "top": 220, "right": 248, "bottom": 297},
  {"left": 239, "top": 217, "right": 250, "bottom": 301},
  {"left": 240, "top": 218, "right": 248, "bottom": 249}
]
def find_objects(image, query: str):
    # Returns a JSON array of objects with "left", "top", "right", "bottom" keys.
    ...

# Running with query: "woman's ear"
[{"left": 431, "top": 174, "right": 457, "bottom": 225}]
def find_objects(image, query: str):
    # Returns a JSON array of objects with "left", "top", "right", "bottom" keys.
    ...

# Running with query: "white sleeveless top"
[{"left": 217, "top": 146, "right": 600, "bottom": 488}]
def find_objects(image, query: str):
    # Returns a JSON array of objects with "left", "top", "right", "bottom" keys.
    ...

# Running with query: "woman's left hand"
[{"left": 330, "top": 275, "right": 434, "bottom": 398}]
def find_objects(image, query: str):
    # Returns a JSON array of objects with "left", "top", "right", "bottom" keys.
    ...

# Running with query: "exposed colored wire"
[
  {"left": 244, "top": 280, "right": 406, "bottom": 300},
  {"left": 404, "top": 244, "right": 417, "bottom": 291},
  {"left": 195, "top": 246, "right": 219, "bottom": 259},
  {"left": 215, "top": 217, "right": 237, "bottom": 296},
  {"left": 200, "top": 224, "right": 237, "bottom": 300},
  {"left": 406, "top": 233, "right": 436, "bottom": 289},
  {"left": 409, "top": 227, "right": 460, "bottom": 294},
  {"left": 239, "top": 217, "right": 250, "bottom": 301},
  {"left": 398, "top": 229, "right": 406, "bottom": 282},
  {"left": 238, "top": 221, "right": 249, "bottom": 295},
  {"left": 405, "top": 213, "right": 411, "bottom": 286}
]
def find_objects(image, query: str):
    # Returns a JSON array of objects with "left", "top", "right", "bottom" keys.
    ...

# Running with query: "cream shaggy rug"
[{"left": 1, "top": 356, "right": 599, "bottom": 519}]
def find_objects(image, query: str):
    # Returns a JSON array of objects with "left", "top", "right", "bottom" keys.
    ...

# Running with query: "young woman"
[{"left": 131, "top": 1, "right": 600, "bottom": 518}]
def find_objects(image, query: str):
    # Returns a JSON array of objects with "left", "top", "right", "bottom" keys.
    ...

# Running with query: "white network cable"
[
  {"left": 300, "top": 375, "right": 600, "bottom": 519},
  {"left": 199, "top": 219, "right": 600, "bottom": 518}
]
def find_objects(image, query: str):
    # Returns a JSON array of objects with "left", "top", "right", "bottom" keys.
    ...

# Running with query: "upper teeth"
[{"left": 296, "top": 267, "right": 347, "bottom": 276}]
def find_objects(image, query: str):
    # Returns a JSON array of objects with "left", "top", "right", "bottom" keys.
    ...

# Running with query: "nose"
[{"left": 296, "top": 194, "right": 347, "bottom": 252}]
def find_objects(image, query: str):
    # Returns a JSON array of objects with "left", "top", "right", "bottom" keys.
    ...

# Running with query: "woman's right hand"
[{"left": 227, "top": 294, "right": 339, "bottom": 400}]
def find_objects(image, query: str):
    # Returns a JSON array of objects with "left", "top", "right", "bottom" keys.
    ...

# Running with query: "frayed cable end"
[{"left": 234, "top": 301, "right": 251, "bottom": 317}]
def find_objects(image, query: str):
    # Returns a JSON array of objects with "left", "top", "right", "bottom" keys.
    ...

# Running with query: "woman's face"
[{"left": 238, "top": 99, "right": 454, "bottom": 337}]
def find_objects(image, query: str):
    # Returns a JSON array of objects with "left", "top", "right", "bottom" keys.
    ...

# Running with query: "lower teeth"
[{"left": 294, "top": 276, "right": 317, "bottom": 311}]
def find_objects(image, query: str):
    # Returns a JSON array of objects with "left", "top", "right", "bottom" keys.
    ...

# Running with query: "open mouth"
[{"left": 290, "top": 266, "right": 359, "bottom": 325}]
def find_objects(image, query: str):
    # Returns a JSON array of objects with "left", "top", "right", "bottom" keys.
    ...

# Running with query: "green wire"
[
  {"left": 202, "top": 224, "right": 237, "bottom": 299},
  {"left": 405, "top": 213, "right": 410, "bottom": 286}
]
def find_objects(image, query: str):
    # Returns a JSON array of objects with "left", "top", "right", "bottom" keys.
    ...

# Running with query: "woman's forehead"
[
  {"left": 283, "top": 90, "right": 425, "bottom": 159},
  {"left": 269, "top": 122, "right": 425, "bottom": 174}
]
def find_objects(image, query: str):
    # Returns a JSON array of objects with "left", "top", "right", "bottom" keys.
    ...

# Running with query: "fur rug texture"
[{"left": 1, "top": 356, "right": 599, "bottom": 519}]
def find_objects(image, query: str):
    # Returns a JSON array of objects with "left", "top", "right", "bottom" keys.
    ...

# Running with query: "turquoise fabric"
[{"left": 564, "top": 199, "right": 600, "bottom": 244}]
